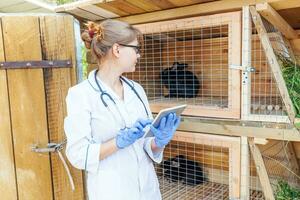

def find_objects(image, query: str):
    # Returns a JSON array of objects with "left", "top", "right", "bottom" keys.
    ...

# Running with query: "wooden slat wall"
[
  {"left": 0, "top": 18, "right": 18, "bottom": 200},
  {"left": 2, "top": 16, "right": 53, "bottom": 200},
  {"left": 39, "top": 15, "right": 85, "bottom": 200},
  {"left": 0, "top": 14, "right": 85, "bottom": 200}
]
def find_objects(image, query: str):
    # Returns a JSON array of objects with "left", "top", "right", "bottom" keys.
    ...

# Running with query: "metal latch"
[
  {"left": 230, "top": 64, "right": 256, "bottom": 72},
  {"left": 31, "top": 140, "right": 75, "bottom": 191},
  {"left": 31, "top": 141, "right": 65, "bottom": 153}
]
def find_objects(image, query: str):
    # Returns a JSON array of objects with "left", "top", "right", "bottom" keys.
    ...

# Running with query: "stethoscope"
[{"left": 92, "top": 69, "right": 149, "bottom": 128}]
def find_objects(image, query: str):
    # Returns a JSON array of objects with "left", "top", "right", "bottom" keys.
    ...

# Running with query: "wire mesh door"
[
  {"left": 242, "top": 6, "right": 297, "bottom": 123},
  {"left": 155, "top": 131, "right": 241, "bottom": 200},
  {"left": 128, "top": 11, "right": 241, "bottom": 119}
]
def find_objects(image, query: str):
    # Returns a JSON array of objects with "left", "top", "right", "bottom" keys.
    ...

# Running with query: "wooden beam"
[
  {"left": 117, "top": 0, "right": 282, "bottom": 24},
  {"left": 256, "top": 3, "right": 298, "bottom": 39},
  {"left": 249, "top": 138, "right": 275, "bottom": 200},
  {"left": 269, "top": 0, "right": 300, "bottom": 10},
  {"left": 177, "top": 118, "right": 300, "bottom": 141},
  {"left": 240, "top": 136, "right": 250, "bottom": 200},
  {"left": 250, "top": 6, "right": 296, "bottom": 123},
  {"left": 55, "top": 0, "right": 106, "bottom": 12},
  {"left": 241, "top": 6, "right": 252, "bottom": 120}
]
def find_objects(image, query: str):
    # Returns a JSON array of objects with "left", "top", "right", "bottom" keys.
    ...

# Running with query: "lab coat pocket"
[{"left": 96, "top": 170, "right": 121, "bottom": 200}]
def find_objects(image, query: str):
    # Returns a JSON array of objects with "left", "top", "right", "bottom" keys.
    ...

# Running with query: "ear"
[{"left": 112, "top": 43, "right": 120, "bottom": 58}]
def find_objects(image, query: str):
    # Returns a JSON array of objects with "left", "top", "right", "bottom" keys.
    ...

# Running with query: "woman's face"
[{"left": 118, "top": 39, "right": 141, "bottom": 73}]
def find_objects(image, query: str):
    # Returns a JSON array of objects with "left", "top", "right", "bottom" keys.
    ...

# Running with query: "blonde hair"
[{"left": 81, "top": 19, "right": 142, "bottom": 60}]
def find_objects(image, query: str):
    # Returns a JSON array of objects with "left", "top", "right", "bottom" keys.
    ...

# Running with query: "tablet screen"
[{"left": 143, "top": 104, "right": 186, "bottom": 138}]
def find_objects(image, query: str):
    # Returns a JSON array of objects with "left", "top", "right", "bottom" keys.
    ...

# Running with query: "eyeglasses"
[{"left": 119, "top": 43, "right": 141, "bottom": 54}]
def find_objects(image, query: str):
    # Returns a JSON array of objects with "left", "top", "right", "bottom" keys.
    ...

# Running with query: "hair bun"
[{"left": 85, "top": 21, "right": 104, "bottom": 42}]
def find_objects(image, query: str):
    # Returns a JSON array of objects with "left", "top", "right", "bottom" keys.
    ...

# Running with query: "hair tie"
[{"left": 88, "top": 30, "right": 95, "bottom": 38}]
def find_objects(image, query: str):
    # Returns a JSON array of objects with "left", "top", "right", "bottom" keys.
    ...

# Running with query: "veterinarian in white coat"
[{"left": 64, "top": 19, "right": 180, "bottom": 200}]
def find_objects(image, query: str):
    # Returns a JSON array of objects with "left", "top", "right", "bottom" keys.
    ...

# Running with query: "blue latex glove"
[
  {"left": 150, "top": 113, "right": 181, "bottom": 148},
  {"left": 116, "top": 119, "right": 152, "bottom": 149}
]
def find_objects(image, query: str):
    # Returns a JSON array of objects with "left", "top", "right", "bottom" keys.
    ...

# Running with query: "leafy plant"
[
  {"left": 56, "top": 0, "right": 74, "bottom": 5},
  {"left": 277, "top": 54, "right": 300, "bottom": 118},
  {"left": 275, "top": 180, "right": 300, "bottom": 200},
  {"left": 81, "top": 43, "right": 88, "bottom": 80}
]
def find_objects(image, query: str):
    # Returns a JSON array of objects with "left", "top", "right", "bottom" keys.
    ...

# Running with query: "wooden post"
[
  {"left": 249, "top": 138, "right": 275, "bottom": 200},
  {"left": 241, "top": 6, "right": 252, "bottom": 121},
  {"left": 240, "top": 136, "right": 250, "bottom": 200},
  {"left": 0, "top": 18, "right": 18, "bottom": 200},
  {"left": 249, "top": 6, "right": 296, "bottom": 123}
]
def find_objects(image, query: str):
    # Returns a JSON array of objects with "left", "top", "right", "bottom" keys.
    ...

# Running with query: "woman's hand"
[
  {"left": 150, "top": 113, "right": 181, "bottom": 148},
  {"left": 116, "top": 119, "right": 152, "bottom": 149}
]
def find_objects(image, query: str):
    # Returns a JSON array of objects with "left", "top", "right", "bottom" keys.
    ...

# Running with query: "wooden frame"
[
  {"left": 117, "top": 0, "right": 287, "bottom": 25},
  {"left": 172, "top": 131, "right": 241, "bottom": 199},
  {"left": 250, "top": 6, "right": 296, "bottom": 123},
  {"left": 177, "top": 117, "right": 300, "bottom": 141},
  {"left": 241, "top": 6, "right": 252, "bottom": 121},
  {"left": 249, "top": 138, "right": 275, "bottom": 200},
  {"left": 256, "top": 3, "right": 298, "bottom": 40},
  {"left": 241, "top": 6, "right": 295, "bottom": 123},
  {"left": 134, "top": 11, "right": 241, "bottom": 119}
]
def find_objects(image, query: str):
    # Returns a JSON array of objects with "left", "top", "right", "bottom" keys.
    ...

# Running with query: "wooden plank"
[
  {"left": 67, "top": 7, "right": 104, "bottom": 21},
  {"left": 256, "top": 3, "right": 298, "bottom": 39},
  {"left": 240, "top": 136, "right": 250, "bottom": 200},
  {"left": 249, "top": 138, "right": 275, "bottom": 200},
  {"left": 231, "top": 139, "right": 241, "bottom": 199},
  {"left": 2, "top": 16, "right": 53, "bottom": 200},
  {"left": 178, "top": 118, "right": 300, "bottom": 141},
  {"left": 97, "top": 0, "right": 145, "bottom": 16},
  {"left": 0, "top": 17, "right": 18, "bottom": 200},
  {"left": 55, "top": 0, "right": 106, "bottom": 12},
  {"left": 227, "top": 11, "right": 241, "bottom": 118},
  {"left": 250, "top": 6, "right": 296, "bottom": 123},
  {"left": 79, "top": 4, "right": 119, "bottom": 18},
  {"left": 118, "top": 0, "right": 281, "bottom": 24},
  {"left": 39, "top": 15, "right": 84, "bottom": 199},
  {"left": 124, "top": 0, "right": 161, "bottom": 12},
  {"left": 269, "top": 0, "right": 300, "bottom": 11},
  {"left": 241, "top": 6, "right": 252, "bottom": 120}
]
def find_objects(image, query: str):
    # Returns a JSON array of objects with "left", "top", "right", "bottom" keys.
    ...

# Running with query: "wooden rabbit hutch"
[
  {"left": 57, "top": 0, "right": 300, "bottom": 199},
  {"left": 1, "top": 0, "right": 300, "bottom": 200}
]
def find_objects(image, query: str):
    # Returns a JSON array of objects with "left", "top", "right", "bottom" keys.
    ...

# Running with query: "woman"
[{"left": 64, "top": 19, "right": 180, "bottom": 200}]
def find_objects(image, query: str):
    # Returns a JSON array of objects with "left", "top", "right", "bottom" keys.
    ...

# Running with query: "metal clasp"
[{"left": 230, "top": 64, "right": 256, "bottom": 72}]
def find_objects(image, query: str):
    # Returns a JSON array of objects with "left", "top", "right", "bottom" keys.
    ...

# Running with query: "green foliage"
[
  {"left": 81, "top": 43, "right": 88, "bottom": 80},
  {"left": 56, "top": 0, "right": 74, "bottom": 5},
  {"left": 277, "top": 54, "right": 300, "bottom": 118},
  {"left": 275, "top": 180, "right": 300, "bottom": 200}
]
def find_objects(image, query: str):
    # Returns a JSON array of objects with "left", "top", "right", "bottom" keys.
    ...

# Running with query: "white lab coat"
[{"left": 64, "top": 69, "right": 163, "bottom": 200}]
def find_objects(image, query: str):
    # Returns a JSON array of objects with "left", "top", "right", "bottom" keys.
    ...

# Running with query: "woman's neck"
[{"left": 97, "top": 61, "right": 123, "bottom": 91}]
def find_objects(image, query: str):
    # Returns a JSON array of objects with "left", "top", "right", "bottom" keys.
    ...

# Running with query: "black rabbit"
[
  {"left": 160, "top": 62, "right": 200, "bottom": 98},
  {"left": 162, "top": 155, "right": 206, "bottom": 186}
]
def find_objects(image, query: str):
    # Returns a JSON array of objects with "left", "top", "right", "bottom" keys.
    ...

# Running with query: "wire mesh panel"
[
  {"left": 251, "top": 35, "right": 285, "bottom": 116},
  {"left": 245, "top": 8, "right": 298, "bottom": 123},
  {"left": 249, "top": 140, "right": 300, "bottom": 200},
  {"left": 155, "top": 131, "right": 241, "bottom": 199},
  {"left": 250, "top": 25, "right": 287, "bottom": 122},
  {"left": 129, "top": 12, "right": 241, "bottom": 118}
]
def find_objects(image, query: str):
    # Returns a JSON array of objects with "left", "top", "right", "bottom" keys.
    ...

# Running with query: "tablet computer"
[{"left": 143, "top": 104, "right": 187, "bottom": 138}]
